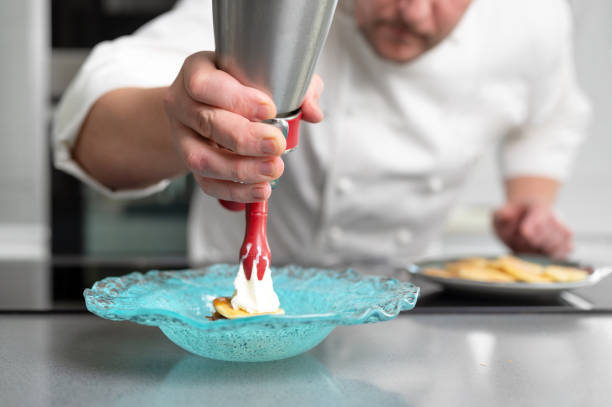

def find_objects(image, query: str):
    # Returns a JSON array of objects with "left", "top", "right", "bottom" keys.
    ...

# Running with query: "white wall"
[
  {"left": 0, "top": 0, "right": 49, "bottom": 259},
  {"left": 451, "top": 0, "right": 612, "bottom": 237},
  {"left": 0, "top": 0, "right": 50, "bottom": 309}
]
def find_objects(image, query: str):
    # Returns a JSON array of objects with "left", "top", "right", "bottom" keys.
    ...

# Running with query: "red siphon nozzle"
[{"left": 239, "top": 201, "right": 270, "bottom": 280}]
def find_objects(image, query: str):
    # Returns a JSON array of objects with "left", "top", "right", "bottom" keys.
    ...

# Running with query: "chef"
[{"left": 53, "top": 0, "right": 590, "bottom": 273}]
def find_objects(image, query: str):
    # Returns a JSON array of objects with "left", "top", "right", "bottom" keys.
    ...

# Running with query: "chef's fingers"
[
  {"left": 510, "top": 234, "right": 538, "bottom": 255},
  {"left": 561, "top": 225, "right": 574, "bottom": 255},
  {"left": 176, "top": 123, "right": 284, "bottom": 183},
  {"left": 301, "top": 74, "right": 324, "bottom": 123},
  {"left": 493, "top": 203, "right": 526, "bottom": 233},
  {"left": 538, "top": 214, "right": 565, "bottom": 251},
  {"left": 545, "top": 219, "right": 573, "bottom": 259},
  {"left": 518, "top": 207, "right": 551, "bottom": 248},
  {"left": 495, "top": 222, "right": 517, "bottom": 248},
  {"left": 549, "top": 241, "right": 572, "bottom": 260},
  {"left": 494, "top": 203, "right": 524, "bottom": 222},
  {"left": 552, "top": 237, "right": 573, "bottom": 259},
  {"left": 169, "top": 98, "right": 286, "bottom": 156},
  {"left": 518, "top": 207, "right": 573, "bottom": 258},
  {"left": 194, "top": 175, "right": 272, "bottom": 202},
  {"left": 183, "top": 51, "right": 277, "bottom": 121},
  {"left": 493, "top": 211, "right": 517, "bottom": 241},
  {"left": 493, "top": 203, "right": 526, "bottom": 247},
  {"left": 539, "top": 223, "right": 566, "bottom": 257}
]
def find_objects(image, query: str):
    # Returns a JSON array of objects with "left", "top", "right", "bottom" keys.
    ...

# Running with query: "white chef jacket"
[{"left": 53, "top": 0, "right": 590, "bottom": 273}]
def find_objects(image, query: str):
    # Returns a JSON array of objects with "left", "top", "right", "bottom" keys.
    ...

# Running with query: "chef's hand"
[
  {"left": 493, "top": 202, "right": 573, "bottom": 259},
  {"left": 163, "top": 51, "right": 324, "bottom": 202}
]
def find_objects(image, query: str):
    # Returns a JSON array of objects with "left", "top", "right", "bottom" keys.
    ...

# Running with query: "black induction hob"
[
  {"left": 1, "top": 257, "right": 611, "bottom": 313},
  {"left": 410, "top": 277, "right": 612, "bottom": 314}
]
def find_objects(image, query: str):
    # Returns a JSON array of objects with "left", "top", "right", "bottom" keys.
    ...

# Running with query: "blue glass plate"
[{"left": 84, "top": 264, "right": 419, "bottom": 362}]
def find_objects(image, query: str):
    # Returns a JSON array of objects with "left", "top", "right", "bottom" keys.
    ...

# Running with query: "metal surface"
[
  {"left": 212, "top": 0, "right": 337, "bottom": 115},
  {"left": 2, "top": 313, "right": 612, "bottom": 406}
]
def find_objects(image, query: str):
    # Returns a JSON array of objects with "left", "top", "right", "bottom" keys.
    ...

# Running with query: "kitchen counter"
[{"left": 2, "top": 312, "right": 611, "bottom": 406}]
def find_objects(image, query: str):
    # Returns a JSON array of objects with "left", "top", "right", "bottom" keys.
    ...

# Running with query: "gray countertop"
[{"left": 2, "top": 313, "right": 610, "bottom": 407}]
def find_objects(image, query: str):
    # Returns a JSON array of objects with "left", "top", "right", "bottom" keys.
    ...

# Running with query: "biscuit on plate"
[
  {"left": 423, "top": 267, "right": 457, "bottom": 279},
  {"left": 456, "top": 266, "right": 517, "bottom": 283},
  {"left": 445, "top": 257, "right": 488, "bottom": 273},
  {"left": 212, "top": 297, "right": 284, "bottom": 320},
  {"left": 491, "top": 256, "right": 553, "bottom": 283},
  {"left": 543, "top": 265, "right": 588, "bottom": 282}
]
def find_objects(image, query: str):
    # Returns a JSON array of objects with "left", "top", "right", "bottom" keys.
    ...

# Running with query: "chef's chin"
[{"left": 365, "top": 26, "right": 431, "bottom": 63}]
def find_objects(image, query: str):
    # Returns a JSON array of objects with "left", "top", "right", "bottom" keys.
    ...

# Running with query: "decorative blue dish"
[{"left": 84, "top": 264, "right": 419, "bottom": 362}]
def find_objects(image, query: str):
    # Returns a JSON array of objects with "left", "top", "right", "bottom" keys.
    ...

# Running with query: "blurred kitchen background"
[{"left": 1, "top": 0, "right": 611, "bottom": 309}]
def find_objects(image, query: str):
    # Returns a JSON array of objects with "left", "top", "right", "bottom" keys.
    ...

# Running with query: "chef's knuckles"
[
  {"left": 519, "top": 222, "right": 542, "bottom": 244},
  {"left": 185, "top": 148, "right": 284, "bottom": 183},
  {"left": 523, "top": 212, "right": 572, "bottom": 254},
  {"left": 194, "top": 109, "right": 285, "bottom": 156},
  {"left": 195, "top": 176, "right": 271, "bottom": 202}
]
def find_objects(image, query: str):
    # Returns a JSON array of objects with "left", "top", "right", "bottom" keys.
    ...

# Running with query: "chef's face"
[{"left": 354, "top": 0, "right": 472, "bottom": 62}]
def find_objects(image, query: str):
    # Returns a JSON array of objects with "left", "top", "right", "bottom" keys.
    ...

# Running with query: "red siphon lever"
[{"left": 218, "top": 111, "right": 302, "bottom": 280}]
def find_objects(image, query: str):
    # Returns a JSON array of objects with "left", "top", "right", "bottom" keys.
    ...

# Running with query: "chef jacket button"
[
  {"left": 328, "top": 226, "right": 344, "bottom": 244},
  {"left": 395, "top": 228, "right": 413, "bottom": 245},
  {"left": 427, "top": 176, "right": 444, "bottom": 193},
  {"left": 336, "top": 177, "right": 354, "bottom": 195}
]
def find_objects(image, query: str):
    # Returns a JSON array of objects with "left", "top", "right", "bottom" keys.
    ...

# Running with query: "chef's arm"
[
  {"left": 72, "top": 51, "right": 286, "bottom": 201},
  {"left": 504, "top": 176, "right": 559, "bottom": 206},
  {"left": 74, "top": 87, "right": 186, "bottom": 191}
]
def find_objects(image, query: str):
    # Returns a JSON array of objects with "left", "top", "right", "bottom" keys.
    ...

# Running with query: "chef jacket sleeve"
[
  {"left": 500, "top": 2, "right": 591, "bottom": 181},
  {"left": 52, "top": 0, "right": 214, "bottom": 199}
]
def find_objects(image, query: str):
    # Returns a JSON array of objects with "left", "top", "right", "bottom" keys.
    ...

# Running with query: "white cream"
[{"left": 231, "top": 243, "right": 280, "bottom": 313}]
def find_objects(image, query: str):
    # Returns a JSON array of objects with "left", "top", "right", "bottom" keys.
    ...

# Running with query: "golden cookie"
[
  {"left": 212, "top": 297, "right": 284, "bottom": 320},
  {"left": 543, "top": 265, "right": 588, "bottom": 282},
  {"left": 456, "top": 266, "right": 517, "bottom": 283},
  {"left": 423, "top": 267, "right": 457, "bottom": 279},
  {"left": 461, "top": 257, "right": 490, "bottom": 267},
  {"left": 445, "top": 257, "right": 489, "bottom": 273},
  {"left": 491, "top": 256, "right": 553, "bottom": 283}
]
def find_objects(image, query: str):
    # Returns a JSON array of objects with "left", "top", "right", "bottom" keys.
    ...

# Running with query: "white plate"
[{"left": 404, "top": 255, "right": 612, "bottom": 297}]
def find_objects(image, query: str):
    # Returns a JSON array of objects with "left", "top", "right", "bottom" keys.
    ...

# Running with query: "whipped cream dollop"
[{"left": 231, "top": 247, "right": 280, "bottom": 313}]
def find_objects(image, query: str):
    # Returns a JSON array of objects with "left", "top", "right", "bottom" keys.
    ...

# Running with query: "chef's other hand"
[
  {"left": 493, "top": 203, "right": 573, "bottom": 259},
  {"left": 493, "top": 202, "right": 573, "bottom": 259},
  {"left": 163, "top": 51, "right": 324, "bottom": 202}
]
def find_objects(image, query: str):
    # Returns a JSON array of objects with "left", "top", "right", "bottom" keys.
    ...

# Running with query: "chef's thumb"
[{"left": 494, "top": 203, "right": 523, "bottom": 224}]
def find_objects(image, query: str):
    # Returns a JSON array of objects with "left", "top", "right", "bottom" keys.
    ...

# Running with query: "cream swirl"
[{"left": 231, "top": 244, "right": 280, "bottom": 313}]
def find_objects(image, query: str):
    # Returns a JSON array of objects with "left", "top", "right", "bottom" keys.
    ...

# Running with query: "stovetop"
[
  {"left": 410, "top": 278, "right": 612, "bottom": 313},
  {"left": 1, "top": 257, "right": 611, "bottom": 313}
]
